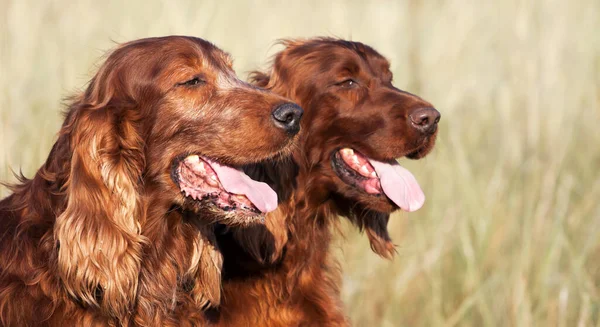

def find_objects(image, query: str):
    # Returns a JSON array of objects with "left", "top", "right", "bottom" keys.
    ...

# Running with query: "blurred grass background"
[{"left": 1, "top": 0, "right": 599, "bottom": 326}]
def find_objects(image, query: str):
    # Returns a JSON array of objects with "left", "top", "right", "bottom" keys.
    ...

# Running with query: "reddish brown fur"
[
  {"left": 214, "top": 38, "right": 439, "bottom": 326},
  {"left": 0, "top": 36, "right": 298, "bottom": 326}
]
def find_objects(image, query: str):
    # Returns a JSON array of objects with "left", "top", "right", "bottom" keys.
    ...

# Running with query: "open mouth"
[
  {"left": 173, "top": 155, "right": 278, "bottom": 216},
  {"left": 331, "top": 148, "right": 425, "bottom": 212}
]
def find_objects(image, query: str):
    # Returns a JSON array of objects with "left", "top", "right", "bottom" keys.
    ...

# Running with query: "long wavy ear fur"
[
  {"left": 248, "top": 71, "right": 270, "bottom": 88},
  {"left": 54, "top": 66, "right": 146, "bottom": 318}
]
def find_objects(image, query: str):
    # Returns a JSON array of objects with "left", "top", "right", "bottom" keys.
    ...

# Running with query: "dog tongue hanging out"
[
  {"left": 335, "top": 148, "right": 425, "bottom": 212},
  {"left": 177, "top": 155, "right": 278, "bottom": 215}
]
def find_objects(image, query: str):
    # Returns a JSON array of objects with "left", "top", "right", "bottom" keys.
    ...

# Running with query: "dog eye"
[
  {"left": 336, "top": 79, "right": 358, "bottom": 89},
  {"left": 178, "top": 77, "right": 204, "bottom": 87}
]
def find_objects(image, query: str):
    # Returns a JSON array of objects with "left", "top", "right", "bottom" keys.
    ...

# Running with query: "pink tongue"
[
  {"left": 205, "top": 159, "right": 278, "bottom": 213},
  {"left": 367, "top": 159, "right": 425, "bottom": 212}
]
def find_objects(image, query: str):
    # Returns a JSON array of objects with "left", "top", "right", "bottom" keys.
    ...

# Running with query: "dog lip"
[{"left": 403, "top": 138, "right": 434, "bottom": 159}]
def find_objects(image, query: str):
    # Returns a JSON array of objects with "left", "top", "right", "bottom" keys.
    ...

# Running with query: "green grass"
[{"left": 1, "top": 1, "right": 599, "bottom": 326}]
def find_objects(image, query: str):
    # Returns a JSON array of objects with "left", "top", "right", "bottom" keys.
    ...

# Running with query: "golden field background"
[{"left": 1, "top": 0, "right": 599, "bottom": 326}]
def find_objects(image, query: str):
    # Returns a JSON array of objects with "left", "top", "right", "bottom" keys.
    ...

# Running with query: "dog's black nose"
[
  {"left": 271, "top": 103, "right": 303, "bottom": 135},
  {"left": 409, "top": 107, "right": 440, "bottom": 134}
]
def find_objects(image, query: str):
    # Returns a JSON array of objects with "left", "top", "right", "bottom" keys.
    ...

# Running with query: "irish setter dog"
[
  {"left": 0, "top": 36, "right": 303, "bottom": 326},
  {"left": 214, "top": 38, "right": 440, "bottom": 326}
]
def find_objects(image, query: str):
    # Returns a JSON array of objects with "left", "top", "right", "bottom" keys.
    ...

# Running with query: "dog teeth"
[
  {"left": 206, "top": 174, "right": 219, "bottom": 186},
  {"left": 340, "top": 148, "right": 354, "bottom": 156},
  {"left": 197, "top": 161, "right": 206, "bottom": 173},
  {"left": 360, "top": 165, "right": 371, "bottom": 176},
  {"left": 370, "top": 171, "right": 377, "bottom": 178},
  {"left": 186, "top": 155, "right": 200, "bottom": 163}
]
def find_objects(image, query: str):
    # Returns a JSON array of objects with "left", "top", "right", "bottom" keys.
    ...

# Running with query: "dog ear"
[
  {"left": 364, "top": 212, "right": 396, "bottom": 259},
  {"left": 54, "top": 65, "right": 146, "bottom": 318},
  {"left": 248, "top": 71, "right": 271, "bottom": 88}
]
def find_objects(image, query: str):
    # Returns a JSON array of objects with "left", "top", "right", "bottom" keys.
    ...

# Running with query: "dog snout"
[
  {"left": 408, "top": 107, "right": 440, "bottom": 134},
  {"left": 271, "top": 103, "right": 303, "bottom": 135}
]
